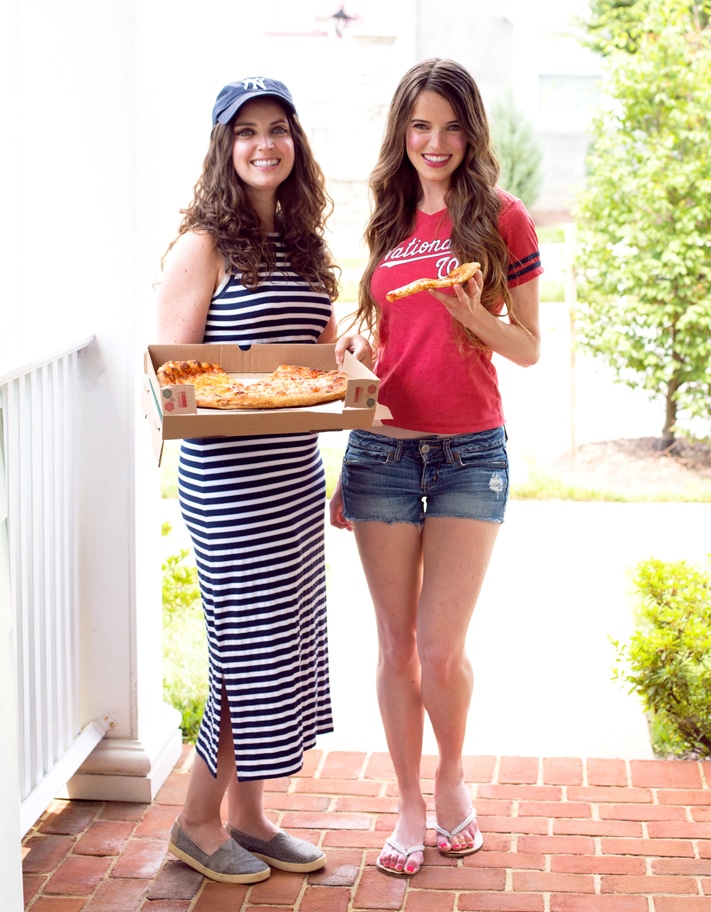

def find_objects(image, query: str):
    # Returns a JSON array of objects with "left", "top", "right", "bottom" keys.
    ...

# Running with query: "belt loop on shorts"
[
  {"left": 392, "top": 439, "right": 404, "bottom": 462},
  {"left": 442, "top": 437, "right": 455, "bottom": 464}
]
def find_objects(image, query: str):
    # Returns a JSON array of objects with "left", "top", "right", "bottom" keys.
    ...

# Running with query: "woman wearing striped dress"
[{"left": 156, "top": 77, "right": 370, "bottom": 885}]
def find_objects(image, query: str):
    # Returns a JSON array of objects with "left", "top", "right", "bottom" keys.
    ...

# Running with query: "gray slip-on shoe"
[
  {"left": 169, "top": 820, "right": 270, "bottom": 883},
  {"left": 228, "top": 825, "right": 326, "bottom": 873}
]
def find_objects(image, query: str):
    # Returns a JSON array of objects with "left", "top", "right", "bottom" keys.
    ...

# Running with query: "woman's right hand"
[
  {"left": 329, "top": 476, "right": 352, "bottom": 530},
  {"left": 334, "top": 332, "right": 374, "bottom": 368}
]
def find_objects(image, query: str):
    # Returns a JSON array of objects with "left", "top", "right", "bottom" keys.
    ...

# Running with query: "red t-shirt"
[{"left": 371, "top": 190, "right": 543, "bottom": 434}]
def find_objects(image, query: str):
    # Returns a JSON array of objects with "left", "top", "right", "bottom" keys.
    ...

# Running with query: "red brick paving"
[{"left": 22, "top": 746, "right": 711, "bottom": 911}]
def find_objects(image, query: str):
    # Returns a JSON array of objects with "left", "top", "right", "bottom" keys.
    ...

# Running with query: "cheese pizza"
[
  {"left": 385, "top": 261, "right": 480, "bottom": 303},
  {"left": 156, "top": 359, "right": 349, "bottom": 410}
]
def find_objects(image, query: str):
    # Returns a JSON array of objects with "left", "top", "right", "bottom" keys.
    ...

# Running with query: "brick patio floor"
[{"left": 22, "top": 744, "right": 711, "bottom": 911}]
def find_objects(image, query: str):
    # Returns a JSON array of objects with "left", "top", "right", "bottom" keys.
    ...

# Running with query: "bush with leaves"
[
  {"left": 489, "top": 93, "right": 543, "bottom": 210},
  {"left": 162, "top": 523, "right": 207, "bottom": 742},
  {"left": 575, "top": 0, "right": 711, "bottom": 446},
  {"left": 611, "top": 555, "right": 711, "bottom": 757},
  {"left": 582, "top": 0, "right": 711, "bottom": 56}
]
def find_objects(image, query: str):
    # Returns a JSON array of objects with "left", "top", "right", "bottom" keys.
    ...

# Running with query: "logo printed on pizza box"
[
  {"left": 353, "top": 383, "right": 378, "bottom": 406},
  {"left": 162, "top": 388, "right": 190, "bottom": 412}
]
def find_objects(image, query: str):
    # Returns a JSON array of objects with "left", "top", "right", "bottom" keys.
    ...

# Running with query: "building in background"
[{"left": 235, "top": 0, "right": 601, "bottom": 250}]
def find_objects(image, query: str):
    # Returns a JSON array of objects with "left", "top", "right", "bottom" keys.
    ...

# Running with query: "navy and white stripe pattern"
[
  {"left": 178, "top": 237, "right": 334, "bottom": 781},
  {"left": 204, "top": 240, "right": 332, "bottom": 342}
]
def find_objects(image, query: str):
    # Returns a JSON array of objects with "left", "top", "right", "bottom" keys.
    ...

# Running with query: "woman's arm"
[
  {"left": 328, "top": 473, "right": 351, "bottom": 530},
  {"left": 430, "top": 273, "right": 541, "bottom": 367},
  {"left": 317, "top": 312, "right": 338, "bottom": 344},
  {"left": 155, "top": 230, "right": 223, "bottom": 343},
  {"left": 318, "top": 314, "right": 374, "bottom": 368}
]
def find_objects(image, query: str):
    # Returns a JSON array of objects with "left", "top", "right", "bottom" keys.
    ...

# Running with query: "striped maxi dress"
[{"left": 178, "top": 237, "right": 334, "bottom": 781}]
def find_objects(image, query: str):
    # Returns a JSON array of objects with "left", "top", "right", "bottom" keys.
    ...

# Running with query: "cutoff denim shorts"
[{"left": 341, "top": 425, "right": 509, "bottom": 528}]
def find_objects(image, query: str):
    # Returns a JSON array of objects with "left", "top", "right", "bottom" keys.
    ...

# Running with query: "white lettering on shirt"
[{"left": 380, "top": 237, "right": 459, "bottom": 279}]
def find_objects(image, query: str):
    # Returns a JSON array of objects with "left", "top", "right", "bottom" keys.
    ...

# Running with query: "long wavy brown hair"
[
  {"left": 356, "top": 58, "right": 518, "bottom": 349},
  {"left": 166, "top": 103, "right": 339, "bottom": 301}
]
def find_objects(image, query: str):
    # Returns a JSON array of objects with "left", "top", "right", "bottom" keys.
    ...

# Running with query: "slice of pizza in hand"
[{"left": 385, "top": 261, "right": 481, "bottom": 303}]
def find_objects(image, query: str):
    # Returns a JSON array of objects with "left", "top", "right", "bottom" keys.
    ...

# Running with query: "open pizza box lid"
[{"left": 141, "top": 342, "right": 392, "bottom": 465}]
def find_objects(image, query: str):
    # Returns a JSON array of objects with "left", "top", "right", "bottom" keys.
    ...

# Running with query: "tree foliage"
[
  {"left": 489, "top": 93, "right": 543, "bottom": 210},
  {"left": 583, "top": 0, "right": 711, "bottom": 55},
  {"left": 574, "top": 0, "right": 711, "bottom": 445}
]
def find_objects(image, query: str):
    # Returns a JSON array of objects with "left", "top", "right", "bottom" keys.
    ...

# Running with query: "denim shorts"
[{"left": 341, "top": 426, "right": 509, "bottom": 527}]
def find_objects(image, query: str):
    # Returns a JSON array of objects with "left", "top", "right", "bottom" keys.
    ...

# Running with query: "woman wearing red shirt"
[{"left": 330, "top": 58, "right": 542, "bottom": 878}]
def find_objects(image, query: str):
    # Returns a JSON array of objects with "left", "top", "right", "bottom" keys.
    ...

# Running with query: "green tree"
[
  {"left": 489, "top": 93, "right": 543, "bottom": 210},
  {"left": 574, "top": 1, "right": 711, "bottom": 446},
  {"left": 583, "top": 0, "right": 650, "bottom": 54},
  {"left": 582, "top": 0, "right": 711, "bottom": 55}
]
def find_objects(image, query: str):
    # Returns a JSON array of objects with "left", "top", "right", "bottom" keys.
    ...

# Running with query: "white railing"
[{"left": 0, "top": 336, "right": 112, "bottom": 835}]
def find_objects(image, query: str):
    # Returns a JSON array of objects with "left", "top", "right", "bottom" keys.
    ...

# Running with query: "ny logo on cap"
[{"left": 241, "top": 78, "right": 268, "bottom": 91}]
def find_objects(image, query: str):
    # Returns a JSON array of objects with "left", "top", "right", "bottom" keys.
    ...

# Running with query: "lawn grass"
[{"left": 510, "top": 472, "right": 711, "bottom": 503}]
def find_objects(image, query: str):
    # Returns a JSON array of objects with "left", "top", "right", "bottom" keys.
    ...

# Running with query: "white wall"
[
  {"left": 5, "top": 0, "right": 181, "bottom": 814},
  {"left": 1, "top": 0, "right": 26, "bottom": 901},
  {"left": 415, "top": 0, "right": 515, "bottom": 104}
]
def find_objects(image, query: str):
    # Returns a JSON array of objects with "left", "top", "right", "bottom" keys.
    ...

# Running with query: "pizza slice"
[
  {"left": 156, "top": 359, "right": 349, "bottom": 410},
  {"left": 385, "top": 261, "right": 480, "bottom": 302}
]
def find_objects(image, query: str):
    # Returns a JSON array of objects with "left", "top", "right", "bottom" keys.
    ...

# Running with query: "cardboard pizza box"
[{"left": 141, "top": 342, "right": 391, "bottom": 465}]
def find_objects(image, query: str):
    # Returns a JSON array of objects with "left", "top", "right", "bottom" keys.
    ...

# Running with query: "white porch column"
[{"left": 62, "top": 338, "right": 182, "bottom": 802}]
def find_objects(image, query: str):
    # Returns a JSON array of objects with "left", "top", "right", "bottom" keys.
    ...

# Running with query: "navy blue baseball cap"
[{"left": 212, "top": 77, "right": 297, "bottom": 126}]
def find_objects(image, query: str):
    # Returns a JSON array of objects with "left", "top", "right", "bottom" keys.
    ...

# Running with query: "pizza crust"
[
  {"left": 156, "top": 359, "right": 349, "bottom": 410},
  {"left": 386, "top": 261, "right": 481, "bottom": 302}
]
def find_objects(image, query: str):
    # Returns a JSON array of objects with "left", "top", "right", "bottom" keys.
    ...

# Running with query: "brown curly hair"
[
  {"left": 356, "top": 58, "right": 518, "bottom": 349},
  {"left": 167, "top": 104, "right": 339, "bottom": 301}
]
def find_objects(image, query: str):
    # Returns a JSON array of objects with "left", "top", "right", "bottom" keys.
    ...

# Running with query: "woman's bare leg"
[
  {"left": 419, "top": 516, "right": 500, "bottom": 852},
  {"left": 227, "top": 778, "right": 278, "bottom": 840},
  {"left": 179, "top": 691, "right": 279, "bottom": 849},
  {"left": 352, "top": 520, "right": 427, "bottom": 874},
  {"left": 178, "top": 697, "right": 237, "bottom": 853}
]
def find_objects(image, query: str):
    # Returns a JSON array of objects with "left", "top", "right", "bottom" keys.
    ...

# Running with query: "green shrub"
[
  {"left": 489, "top": 92, "right": 543, "bottom": 209},
  {"left": 611, "top": 556, "right": 711, "bottom": 758},
  {"left": 162, "top": 523, "right": 207, "bottom": 742}
]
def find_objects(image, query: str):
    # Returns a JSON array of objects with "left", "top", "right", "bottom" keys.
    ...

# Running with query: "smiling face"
[
  {"left": 231, "top": 97, "right": 295, "bottom": 199},
  {"left": 405, "top": 90, "right": 466, "bottom": 205}
]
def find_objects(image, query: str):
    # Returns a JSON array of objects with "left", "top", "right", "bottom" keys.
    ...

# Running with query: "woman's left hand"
[
  {"left": 335, "top": 333, "right": 374, "bottom": 368},
  {"left": 428, "top": 270, "right": 485, "bottom": 329},
  {"left": 429, "top": 270, "right": 541, "bottom": 368}
]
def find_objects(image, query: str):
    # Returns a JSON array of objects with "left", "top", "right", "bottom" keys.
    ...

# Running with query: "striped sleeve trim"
[{"left": 508, "top": 250, "right": 542, "bottom": 284}]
